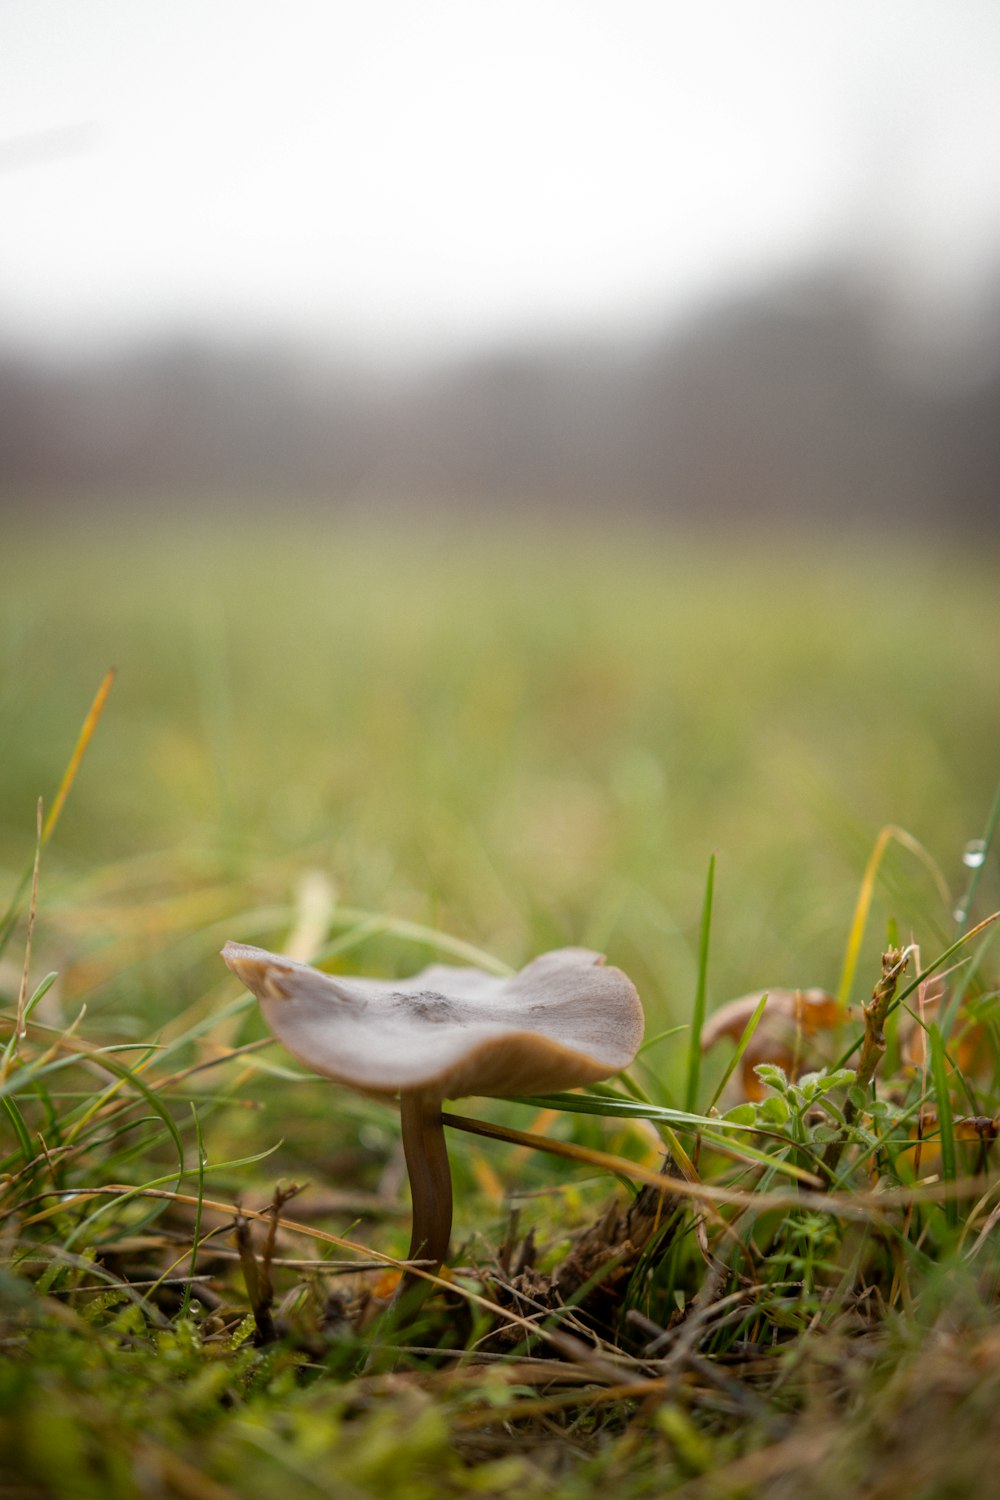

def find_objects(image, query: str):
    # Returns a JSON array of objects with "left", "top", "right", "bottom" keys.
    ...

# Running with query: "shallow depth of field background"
[{"left": 3, "top": 515, "right": 998, "bottom": 1116}]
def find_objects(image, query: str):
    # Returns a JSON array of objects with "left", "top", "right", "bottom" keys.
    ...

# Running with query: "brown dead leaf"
[{"left": 702, "top": 988, "right": 847, "bottom": 1101}]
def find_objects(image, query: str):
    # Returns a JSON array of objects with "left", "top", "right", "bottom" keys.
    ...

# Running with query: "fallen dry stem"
[
  {"left": 11, "top": 1160, "right": 998, "bottom": 1244},
  {"left": 451, "top": 1376, "right": 672, "bottom": 1428}
]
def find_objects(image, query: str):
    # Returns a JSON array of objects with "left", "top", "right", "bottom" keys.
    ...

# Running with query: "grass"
[{"left": 1, "top": 509, "right": 999, "bottom": 1498}]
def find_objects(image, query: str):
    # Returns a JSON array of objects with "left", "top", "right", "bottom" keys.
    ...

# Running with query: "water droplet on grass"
[{"left": 961, "top": 839, "right": 987, "bottom": 869}]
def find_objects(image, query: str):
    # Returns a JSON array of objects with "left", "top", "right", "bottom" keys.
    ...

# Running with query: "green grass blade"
[
  {"left": 637, "top": 1024, "right": 689, "bottom": 1056},
  {"left": 890, "top": 913, "right": 999, "bottom": 1020},
  {"left": 1, "top": 1094, "right": 34, "bottom": 1165},
  {"left": 503, "top": 1090, "right": 746, "bottom": 1129},
  {"left": 22, "top": 972, "right": 59, "bottom": 1023},
  {"left": 684, "top": 852, "right": 716, "bottom": 1114},
  {"left": 60, "top": 1050, "right": 186, "bottom": 1185},
  {"left": 42, "top": 1141, "right": 286, "bottom": 1249},
  {"left": 502, "top": 1089, "right": 820, "bottom": 1182},
  {"left": 707, "top": 992, "right": 769, "bottom": 1111},
  {"left": 181, "top": 1104, "right": 207, "bottom": 1319},
  {"left": 831, "top": 911, "right": 1000, "bottom": 1074},
  {"left": 953, "top": 777, "right": 1000, "bottom": 937},
  {"left": 927, "top": 1024, "right": 958, "bottom": 1231},
  {"left": 277, "top": 911, "right": 514, "bottom": 975}
]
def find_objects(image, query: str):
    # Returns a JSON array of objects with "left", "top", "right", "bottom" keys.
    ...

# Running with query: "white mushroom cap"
[{"left": 222, "top": 942, "right": 644, "bottom": 1099}]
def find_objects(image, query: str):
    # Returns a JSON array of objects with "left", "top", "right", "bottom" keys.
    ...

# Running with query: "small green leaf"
[
  {"left": 759, "top": 1094, "right": 791, "bottom": 1125},
  {"left": 819, "top": 1068, "right": 858, "bottom": 1092},
  {"left": 754, "top": 1063, "right": 789, "bottom": 1093},
  {"left": 723, "top": 1103, "right": 757, "bottom": 1126}
]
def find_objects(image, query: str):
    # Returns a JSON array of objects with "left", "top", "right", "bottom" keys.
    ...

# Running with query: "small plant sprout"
[{"left": 222, "top": 942, "right": 644, "bottom": 1298}]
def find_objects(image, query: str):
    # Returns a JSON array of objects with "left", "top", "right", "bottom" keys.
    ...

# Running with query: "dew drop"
[
  {"left": 961, "top": 839, "right": 987, "bottom": 869},
  {"left": 952, "top": 907, "right": 967, "bottom": 925}
]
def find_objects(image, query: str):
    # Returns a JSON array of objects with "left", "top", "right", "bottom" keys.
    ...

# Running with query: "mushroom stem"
[{"left": 398, "top": 1089, "right": 453, "bottom": 1298}]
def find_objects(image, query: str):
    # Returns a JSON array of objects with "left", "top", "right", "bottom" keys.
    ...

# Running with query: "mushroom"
[{"left": 221, "top": 941, "right": 644, "bottom": 1297}]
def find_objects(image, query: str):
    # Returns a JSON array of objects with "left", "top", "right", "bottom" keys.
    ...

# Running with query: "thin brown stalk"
[{"left": 822, "top": 947, "right": 910, "bottom": 1182}]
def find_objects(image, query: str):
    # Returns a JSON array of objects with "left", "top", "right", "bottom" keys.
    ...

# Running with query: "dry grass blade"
[
  {"left": 0, "top": 666, "right": 116, "bottom": 958},
  {"left": 443, "top": 1111, "right": 1000, "bottom": 1217},
  {"left": 41, "top": 666, "right": 117, "bottom": 846},
  {"left": 452, "top": 1376, "right": 671, "bottom": 1428},
  {"left": 442, "top": 1110, "right": 828, "bottom": 1206}
]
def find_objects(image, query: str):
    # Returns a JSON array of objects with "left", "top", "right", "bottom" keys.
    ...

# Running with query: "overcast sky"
[{"left": 3, "top": 1, "right": 1000, "bottom": 360}]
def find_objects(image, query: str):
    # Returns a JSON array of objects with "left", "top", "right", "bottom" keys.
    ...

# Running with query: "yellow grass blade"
[
  {"left": 42, "top": 666, "right": 117, "bottom": 846},
  {"left": 0, "top": 668, "right": 117, "bottom": 959},
  {"left": 838, "top": 823, "right": 952, "bottom": 1005}
]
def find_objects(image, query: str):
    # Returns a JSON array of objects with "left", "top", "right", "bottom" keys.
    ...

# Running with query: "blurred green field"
[
  {"left": 4, "top": 510, "right": 1000, "bottom": 1117},
  {"left": 3, "top": 512, "right": 999, "bottom": 1045}
]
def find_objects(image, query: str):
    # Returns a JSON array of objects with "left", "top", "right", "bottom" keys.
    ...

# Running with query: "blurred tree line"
[{"left": 2, "top": 265, "right": 997, "bottom": 529}]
